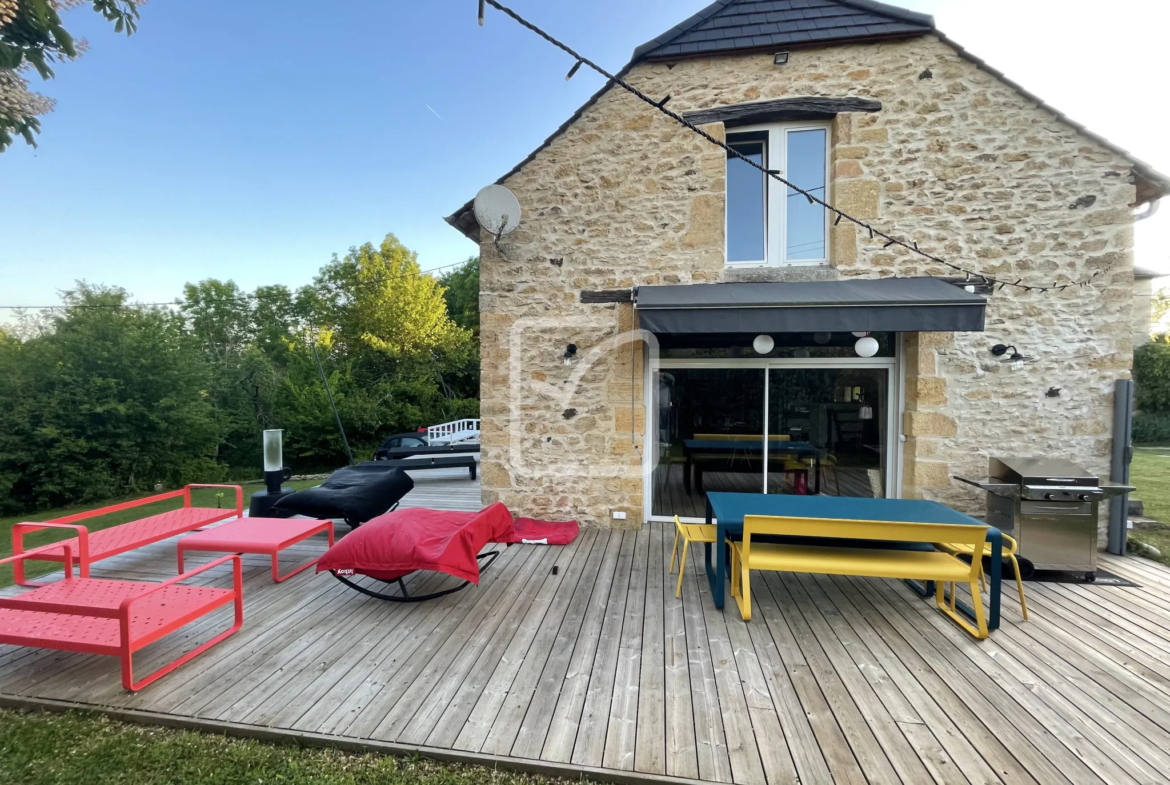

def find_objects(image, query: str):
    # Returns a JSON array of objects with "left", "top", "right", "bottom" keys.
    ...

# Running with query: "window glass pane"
[
  {"left": 785, "top": 129, "right": 827, "bottom": 261},
  {"left": 651, "top": 368, "right": 765, "bottom": 518},
  {"left": 767, "top": 368, "right": 888, "bottom": 498},
  {"left": 726, "top": 137, "right": 767, "bottom": 262}
]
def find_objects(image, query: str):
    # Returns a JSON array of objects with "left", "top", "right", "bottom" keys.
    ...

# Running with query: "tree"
[
  {"left": 314, "top": 234, "right": 470, "bottom": 358},
  {"left": 439, "top": 257, "right": 480, "bottom": 337},
  {"left": 0, "top": 284, "right": 222, "bottom": 512},
  {"left": 1153, "top": 289, "right": 1169, "bottom": 333},
  {"left": 1, "top": 0, "right": 141, "bottom": 151}
]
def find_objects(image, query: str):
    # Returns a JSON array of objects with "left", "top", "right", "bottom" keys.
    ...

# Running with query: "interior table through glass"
[{"left": 703, "top": 492, "right": 1003, "bottom": 631}]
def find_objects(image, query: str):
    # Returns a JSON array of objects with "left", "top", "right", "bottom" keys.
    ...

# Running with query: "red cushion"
[
  {"left": 503, "top": 518, "right": 579, "bottom": 545},
  {"left": 316, "top": 502, "right": 515, "bottom": 584}
]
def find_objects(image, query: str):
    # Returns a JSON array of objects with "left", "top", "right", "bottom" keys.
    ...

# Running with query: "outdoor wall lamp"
[
  {"left": 773, "top": 52, "right": 790, "bottom": 65},
  {"left": 991, "top": 343, "right": 1033, "bottom": 371},
  {"left": 563, "top": 344, "right": 578, "bottom": 366}
]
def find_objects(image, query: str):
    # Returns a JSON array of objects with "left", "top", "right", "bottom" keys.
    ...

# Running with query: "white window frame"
[{"left": 724, "top": 121, "right": 831, "bottom": 268}]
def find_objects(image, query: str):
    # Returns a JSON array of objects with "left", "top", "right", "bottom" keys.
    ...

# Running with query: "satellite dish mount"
[{"left": 474, "top": 185, "right": 522, "bottom": 254}]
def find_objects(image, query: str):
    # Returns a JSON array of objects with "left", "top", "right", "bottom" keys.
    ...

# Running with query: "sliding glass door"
[
  {"left": 648, "top": 349, "right": 898, "bottom": 522},
  {"left": 652, "top": 368, "right": 765, "bottom": 519},
  {"left": 765, "top": 368, "right": 888, "bottom": 498}
]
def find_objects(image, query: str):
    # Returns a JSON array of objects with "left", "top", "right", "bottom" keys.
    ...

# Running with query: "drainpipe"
[{"left": 1134, "top": 200, "right": 1160, "bottom": 222}]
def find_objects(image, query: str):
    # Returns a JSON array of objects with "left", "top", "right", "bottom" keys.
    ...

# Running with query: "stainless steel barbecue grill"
[{"left": 955, "top": 457, "right": 1133, "bottom": 581}]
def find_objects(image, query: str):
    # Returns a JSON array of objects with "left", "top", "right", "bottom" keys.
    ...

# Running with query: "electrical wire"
[
  {"left": 0, "top": 259, "right": 473, "bottom": 311},
  {"left": 481, "top": 0, "right": 1126, "bottom": 295}
]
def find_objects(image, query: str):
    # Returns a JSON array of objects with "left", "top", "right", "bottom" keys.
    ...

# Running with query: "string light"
[{"left": 480, "top": 0, "right": 1123, "bottom": 295}]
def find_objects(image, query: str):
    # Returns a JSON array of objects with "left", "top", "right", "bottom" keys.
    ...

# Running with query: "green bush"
[
  {"left": 1134, "top": 342, "right": 1170, "bottom": 415},
  {"left": 1134, "top": 412, "right": 1170, "bottom": 445},
  {"left": 0, "top": 238, "right": 481, "bottom": 516}
]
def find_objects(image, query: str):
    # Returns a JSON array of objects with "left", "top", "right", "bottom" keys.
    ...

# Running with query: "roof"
[
  {"left": 446, "top": 0, "right": 1170, "bottom": 241},
  {"left": 1135, "top": 266, "right": 1167, "bottom": 281},
  {"left": 631, "top": 0, "right": 933, "bottom": 61}
]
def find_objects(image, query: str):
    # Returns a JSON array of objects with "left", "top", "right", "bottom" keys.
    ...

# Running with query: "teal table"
[{"left": 703, "top": 492, "right": 1003, "bottom": 631}]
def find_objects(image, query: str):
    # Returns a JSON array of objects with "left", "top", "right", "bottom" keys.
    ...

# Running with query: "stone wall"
[{"left": 477, "top": 34, "right": 1137, "bottom": 529}]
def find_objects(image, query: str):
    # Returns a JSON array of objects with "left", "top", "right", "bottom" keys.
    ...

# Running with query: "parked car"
[{"left": 373, "top": 432, "right": 429, "bottom": 460}]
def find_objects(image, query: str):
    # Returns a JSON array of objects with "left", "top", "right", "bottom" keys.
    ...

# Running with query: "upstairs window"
[{"left": 726, "top": 123, "right": 829, "bottom": 267}]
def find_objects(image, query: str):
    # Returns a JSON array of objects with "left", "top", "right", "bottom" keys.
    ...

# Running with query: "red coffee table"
[{"left": 177, "top": 518, "right": 335, "bottom": 583}]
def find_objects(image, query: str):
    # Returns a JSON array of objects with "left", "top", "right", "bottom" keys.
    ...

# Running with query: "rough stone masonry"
[{"left": 476, "top": 34, "right": 1139, "bottom": 534}]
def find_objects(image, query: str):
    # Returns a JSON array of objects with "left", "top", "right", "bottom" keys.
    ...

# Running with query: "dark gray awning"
[{"left": 635, "top": 278, "right": 986, "bottom": 334}]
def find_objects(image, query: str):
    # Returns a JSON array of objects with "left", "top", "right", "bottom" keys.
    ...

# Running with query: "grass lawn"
[
  {"left": 1, "top": 481, "right": 320, "bottom": 588},
  {"left": 1129, "top": 446, "right": 1170, "bottom": 565},
  {"left": 0, "top": 709, "right": 574, "bottom": 785}
]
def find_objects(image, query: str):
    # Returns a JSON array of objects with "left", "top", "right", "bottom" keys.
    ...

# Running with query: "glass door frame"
[{"left": 644, "top": 341, "right": 904, "bottom": 524}]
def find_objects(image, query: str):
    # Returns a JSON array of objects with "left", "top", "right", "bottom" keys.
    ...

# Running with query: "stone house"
[{"left": 446, "top": 0, "right": 1169, "bottom": 531}]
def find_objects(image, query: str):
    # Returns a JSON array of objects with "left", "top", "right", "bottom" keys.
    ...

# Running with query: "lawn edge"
[{"left": 0, "top": 693, "right": 708, "bottom": 785}]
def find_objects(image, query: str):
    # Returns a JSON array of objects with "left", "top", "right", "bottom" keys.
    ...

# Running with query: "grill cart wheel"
[
  {"left": 1084, "top": 571, "right": 1096, "bottom": 583},
  {"left": 1016, "top": 558, "right": 1035, "bottom": 580}
]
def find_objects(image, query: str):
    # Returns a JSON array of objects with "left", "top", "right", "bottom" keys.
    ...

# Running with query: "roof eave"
[{"left": 641, "top": 30, "right": 930, "bottom": 63}]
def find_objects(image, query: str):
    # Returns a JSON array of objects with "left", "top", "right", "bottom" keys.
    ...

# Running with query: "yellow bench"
[
  {"left": 935, "top": 534, "right": 1028, "bottom": 620},
  {"left": 729, "top": 515, "right": 991, "bottom": 639}
]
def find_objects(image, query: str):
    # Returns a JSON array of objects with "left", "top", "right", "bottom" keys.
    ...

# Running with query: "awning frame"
[{"left": 635, "top": 277, "right": 987, "bottom": 335}]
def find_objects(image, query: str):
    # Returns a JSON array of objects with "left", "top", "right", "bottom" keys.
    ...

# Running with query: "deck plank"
[
  {"left": 539, "top": 531, "right": 624, "bottom": 763},
  {"left": 509, "top": 532, "right": 609, "bottom": 760},
  {"left": 602, "top": 524, "right": 650, "bottom": 772},
  {"left": 480, "top": 531, "right": 601, "bottom": 757},
  {"left": 428, "top": 536, "right": 587, "bottom": 751},
  {"left": 634, "top": 521, "right": 667, "bottom": 776},
  {"left": 571, "top": 530, "right": 636, "bottom": 769},
  {"left": 660, "top": 524, "right": 699, "bottom": 780}
]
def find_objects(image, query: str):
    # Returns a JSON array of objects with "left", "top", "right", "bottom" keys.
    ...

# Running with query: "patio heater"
[{"left": 248, "top": 429, "right": 296, "bottom": 518}]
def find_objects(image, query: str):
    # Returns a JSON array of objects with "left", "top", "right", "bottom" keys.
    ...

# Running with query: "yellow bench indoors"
[{"left": 729, "top": 515, "right": 991, "bottom": 639}]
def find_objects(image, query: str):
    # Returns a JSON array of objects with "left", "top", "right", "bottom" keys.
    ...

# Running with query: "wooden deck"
[{"left": 4, "top": 474, "right": 1170, "bottom": 784}]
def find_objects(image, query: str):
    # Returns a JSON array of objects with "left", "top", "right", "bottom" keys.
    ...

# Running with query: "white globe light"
[
  {"left": 813, "top": 332, "right": 832, "bottom": 345},
  {"left": 753, "top": 334, "right": 775, "bottom": 355},
  {"left": 852, "top": 331, "right": 870, "bottom": 338},
  {"left": 855, "top": 336, "right": 880, "bottom": 358}
]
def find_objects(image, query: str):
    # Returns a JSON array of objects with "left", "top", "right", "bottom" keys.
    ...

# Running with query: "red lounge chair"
[
  {"left": 0, "top": 542, "right": 243, "bottom": 691},
  {"left": 317, "top": 503, "right": 515, "bottom": 602},
  {"left": 316, "top": 503, "right": 579, "bottom": 602},
  {"left": 10, "top": 485, "right": 244, "bottom": 587}
]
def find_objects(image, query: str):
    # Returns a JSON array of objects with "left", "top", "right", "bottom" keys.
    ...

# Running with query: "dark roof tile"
[{"left": 635, "top": 0, "right": 934, "bottom": 59}]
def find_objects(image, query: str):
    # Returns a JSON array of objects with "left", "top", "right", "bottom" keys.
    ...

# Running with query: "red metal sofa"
[
  {"left": 10, "top": 485, "right": 244, "bottom": 587},
  {"left": 0, "top": 543, "right": 243, "bottom": 690}
]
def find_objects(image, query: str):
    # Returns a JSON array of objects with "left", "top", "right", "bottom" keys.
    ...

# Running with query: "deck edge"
[{"left": 0, "top": 692, "right": 711, "bottom": 785}]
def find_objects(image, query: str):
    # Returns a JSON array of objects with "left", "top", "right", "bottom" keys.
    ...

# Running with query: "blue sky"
[{"left": 1, "top": 0, "right": 1167, "bottom": 310}]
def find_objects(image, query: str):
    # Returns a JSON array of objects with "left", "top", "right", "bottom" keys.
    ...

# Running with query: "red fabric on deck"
[
  {"left": 316, "top": 502, "right": 515, "bottom": 584},
  {"left": 501, "top": 518, "right": 580, "bottom": 545}
]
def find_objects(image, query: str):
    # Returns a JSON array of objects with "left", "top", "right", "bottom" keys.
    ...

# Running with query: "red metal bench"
[
  {"left": 10, "top": 485, "right": 244, "bottom": 587},
  {"left": 0, "top": 543, "right": 243, "bottom": 691}
]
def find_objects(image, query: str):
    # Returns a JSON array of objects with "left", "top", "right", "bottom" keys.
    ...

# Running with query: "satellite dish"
[{"left": 474, "top": 184, "right": 522, "bottom": 238}]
